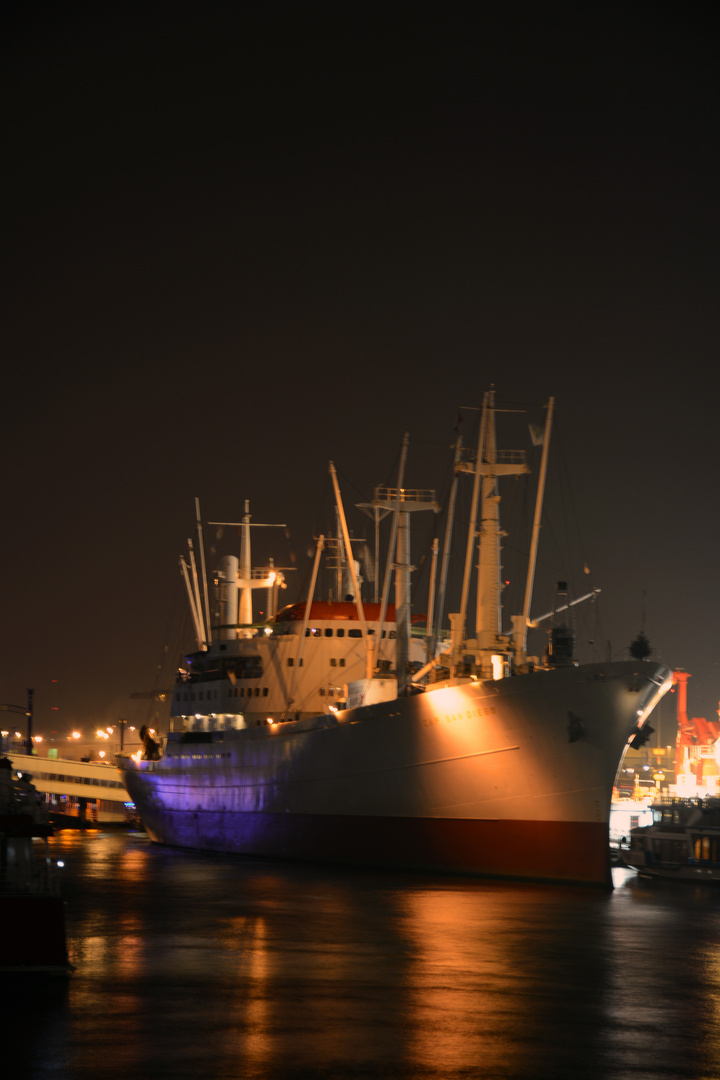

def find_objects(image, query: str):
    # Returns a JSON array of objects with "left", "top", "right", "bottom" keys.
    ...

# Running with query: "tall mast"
[
  {"left": 474, "top": 390, "right": 502, "bottom": 647},
  {"left": 371, "top": 435, "right": 439, "bottom": 694},
  {"left": 207, "top": 506, "right": 286, "bottom": 636},
  {"left": 284, "top": 535, "right": 325, "bottom": 718},
  {"left": 512, "top": 397, "right": 554, "bottom": 666},
  {"left": 355, "top": 501, "right": 393, "bottom": 603},
  {"left": 373, "top": 433, "right": 409, "bottom": 678},
  {"left": 329, "top": 462, "right": 371, "bottom": 679},
  {"left": 187, "top": 538, "right": 207, "bottom": 649},
  {"left": 195, "top": 498, "right": 212, "bottom": 646},
  {"left": 425, "top": 537, "right": 439, "bottom": 660},
  {"left": 179, "top": 554, "right": 205, "bottom": 649},
  {"left": 239, "top": 500, "right": 253, "bottom": 627},
  {"left": 455, "top": 393, "right": 488, "bottom": 670},
  {"left": 455, "top": 389, "right": 530, "bottom": 678},
  {"left": 431, "top": 429, "right": 463, "bottom": 658}
]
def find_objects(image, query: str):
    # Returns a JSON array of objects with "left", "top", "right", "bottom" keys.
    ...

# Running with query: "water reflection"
[{"left": 6, "top": 833, "right": 720, "bottom": 1078}]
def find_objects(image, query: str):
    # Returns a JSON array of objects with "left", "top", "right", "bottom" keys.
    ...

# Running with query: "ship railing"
[
  {"left": 373, "top": 486, "right": 439, "bottom": 505},
  {"left": 457, "top": 448, "right": 527, "bottom": 467},
  {"left": 653, "top": 795, "right": 720, "bottom": 808}
]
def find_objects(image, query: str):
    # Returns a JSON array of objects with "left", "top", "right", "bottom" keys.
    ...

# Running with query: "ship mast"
[
  {"left": 455, "top": 389, "right": 530, "bottom": 679},
  {"left": 430, "top": 429, "right": 463, "bottom": 659},
  {"left": 474, "top": 393, "right": 503, "bottom": 650},
  {"left": 207, "top": 503, "right": 286, "bottom": 637},
  {"left": 329, "top": 463, "right": 372, "bottom": 679},
  {"left": 195, "top": 498, "right": 212, "bottom": 645},
  {"left": 371, "top": 435, "right": 439, "bottom": 694},
  {"left": 511, "top": 397, "right": 554, "bottom": 667}
]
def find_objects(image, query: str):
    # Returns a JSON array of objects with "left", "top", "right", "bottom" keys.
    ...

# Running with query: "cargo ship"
[{"left": 118, "top": 390, "right": 671, "bottom": 886}]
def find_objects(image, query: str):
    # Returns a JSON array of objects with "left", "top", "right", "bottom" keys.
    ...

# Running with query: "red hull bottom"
[{"left": 142, "top": 811, "right": 613, "bottom": 888}]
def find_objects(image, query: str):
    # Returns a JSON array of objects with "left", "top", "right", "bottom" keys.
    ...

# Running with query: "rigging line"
[
  {"left": 407, "top": 435, "right": 463, "bottom": 448},
  {"left": 144, "top": 606, "right": 189, "bottom": 728},
  {"left": 150, "top": 585, "right": 189, "bottom": 680},
  {"left": 380, "top": 441, "right": 404, "bottom": 490},
  {"left": 312, "top": 469, "right": 333, "bottom": 533},
  {"left": 554, "top": 416, "right": 593, "bottom": 584},
  {"left": 291, "top": 477, "right": 333, "bottom": 606},
  {"left": 334, "top": 462, "right": 372, "bottom": 501}
]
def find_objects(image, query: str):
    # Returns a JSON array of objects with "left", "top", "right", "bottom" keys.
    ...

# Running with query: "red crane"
[{"left": 673, "top": 670, "right": 720, "bottom": 789}]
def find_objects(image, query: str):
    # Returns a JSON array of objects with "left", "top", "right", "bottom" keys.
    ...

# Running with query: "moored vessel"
[
  {"left": 621, "top": 798, "right": 720, "bottom": 882},
  {"left": 118, "top": 390, "right": 672, "bottom": 886},
  {"left": 0, "top": 758, "right": 72, "bottom": 974}
]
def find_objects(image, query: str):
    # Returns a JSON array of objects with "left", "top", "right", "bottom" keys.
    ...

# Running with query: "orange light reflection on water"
[
  {"left": 399, "top": 887, "right": 528, "bottom": 1076},
  {"left": 47, "top": 833, "right": 689, "bottom": 1077}
]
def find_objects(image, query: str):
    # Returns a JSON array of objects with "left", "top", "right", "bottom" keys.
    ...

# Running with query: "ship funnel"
[{"left": 219, "top": 555, "right": 239, "bottom": 640}]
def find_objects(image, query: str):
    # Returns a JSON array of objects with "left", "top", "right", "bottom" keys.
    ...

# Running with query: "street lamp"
[{"left": 0, "top": 690, "right": 34, "bottom": 754}]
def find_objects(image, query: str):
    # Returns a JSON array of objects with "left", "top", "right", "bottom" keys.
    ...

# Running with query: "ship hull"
[
  {"left": 119, "top": 660, "right": 672, "bottom": 886},
  {"left": 138, "top": 809, "right": 609, "bottom": 885}
]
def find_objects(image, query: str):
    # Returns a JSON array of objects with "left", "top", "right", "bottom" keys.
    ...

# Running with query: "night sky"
[{"left": 2, "top": 5, "right": 718, "bottom": 742}]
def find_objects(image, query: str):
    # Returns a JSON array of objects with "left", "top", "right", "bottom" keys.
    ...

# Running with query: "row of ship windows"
[
  {"left": 165, "top": 753, "right": 229, "bottom": 760},
  {"left": 305, "top": 628, "right": 397, "bottom": 638},
  {"left": 24, "top": 772, "right": 125, "bottom": 789},
  {"left": 288, "top": 657, "right": 344, "bottom": 667},
  {"left": 175, "top": 672, "right": 347, "bottom": 702},
  {"left": 176, "top": 687, "right": 271, "bottom": 701},
  {"left": 174, "top": 682, "right": 342, "bottom": 705}
]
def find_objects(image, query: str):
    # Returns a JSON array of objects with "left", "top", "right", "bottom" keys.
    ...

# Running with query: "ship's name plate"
[{"left": 424, "top": 704, "right": 497, "bottom": 728}]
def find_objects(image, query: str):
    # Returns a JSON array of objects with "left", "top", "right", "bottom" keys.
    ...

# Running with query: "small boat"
[
  {"left": 0, "top": 757, "right": 73, "bottom": 974},
  {"left": 621, "top": 797, "right": 720, "bottom": 882}
]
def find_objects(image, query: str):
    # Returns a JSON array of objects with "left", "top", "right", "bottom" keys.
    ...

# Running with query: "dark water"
[{"left": 6, "top": 830, "right": 720, "bottom": 1080}]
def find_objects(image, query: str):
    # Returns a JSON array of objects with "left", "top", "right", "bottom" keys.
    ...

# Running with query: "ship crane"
[
  {"left": 526, "top": 589, "right": 601, "bottom": 628},
  {"left": 673, "top": 670, "right": 720, "bottom": 794}
]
